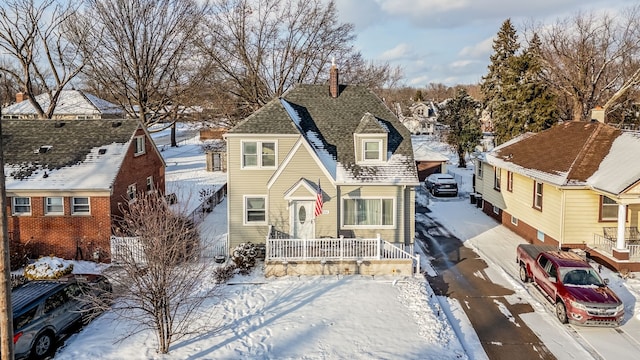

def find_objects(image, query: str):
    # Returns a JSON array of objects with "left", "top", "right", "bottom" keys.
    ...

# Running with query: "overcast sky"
[{"left": 334, "top": 0, "right": 636, "bottom": 87}]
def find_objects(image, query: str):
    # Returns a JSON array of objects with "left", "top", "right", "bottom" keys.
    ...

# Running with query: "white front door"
[{"left": 292, "top": 200, "right": 315, "bottom": 239}]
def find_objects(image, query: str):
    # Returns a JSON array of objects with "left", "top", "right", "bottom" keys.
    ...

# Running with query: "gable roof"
[
  {"left": 227, "top": 84, "right": 418, "bottom": 185},
  {"left": 2, "top": 90, "right": 123, "bottom": 116},
  {"left": 2, "top": 119, "right": 141, "bottom": 192},
  {"left": 486, "top": 121, "right": 640, "bottom": 194}
]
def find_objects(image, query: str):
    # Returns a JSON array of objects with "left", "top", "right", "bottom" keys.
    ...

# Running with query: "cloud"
[
  {"left": 334, "top": 0, "right": 386, "bottom": 31},
  {"left": 379, "top": 43, "right": 413, "bottom": 61},
  {"left": 458, "top": 36, "right": 494, "bottom": 58}
]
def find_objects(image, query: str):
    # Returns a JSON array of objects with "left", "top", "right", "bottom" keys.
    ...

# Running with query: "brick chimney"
[
  {"left": 329, "top": 58, "right": 339, "bottom": 98},
  {"left": 16, "top": 92, "right": 28, "bottom": 103}
]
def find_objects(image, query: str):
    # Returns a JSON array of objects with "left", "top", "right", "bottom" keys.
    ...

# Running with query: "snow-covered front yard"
[{"left": 50, "top": 129, "right": 640, "bottom": 359}]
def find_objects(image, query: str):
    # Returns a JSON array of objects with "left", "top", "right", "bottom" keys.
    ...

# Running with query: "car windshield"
[{"left": 560, "top": 267, "right": 604, "bottom": 286}]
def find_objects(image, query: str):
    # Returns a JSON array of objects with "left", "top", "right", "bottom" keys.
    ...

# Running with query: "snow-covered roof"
[
  {"left": 2, "top": 90, "right": 123, "bottom": 116},
  {"left": 412, "top": 137, "right": 450, "bottom": 162},
  {"left": 2, "top": 119, "right": 140, "bottom": 192},
  {"left": 484, "top": 121, "right": 640, "bottom": 195}
]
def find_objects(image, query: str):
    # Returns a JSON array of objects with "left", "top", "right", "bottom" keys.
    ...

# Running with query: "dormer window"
[{"left": 363, "top": 140, "right": 382, "bottom": 161}]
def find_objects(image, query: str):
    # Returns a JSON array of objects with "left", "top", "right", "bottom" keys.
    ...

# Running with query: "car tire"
[
  {"left": 32, "top": 331, "right": 55, "bottom": 359},
  {"left": 519, "top": 265, "right": 529, "bottom": 282},
  {"left": 556, "top": 301, "right": 568, "bottom": 324}
]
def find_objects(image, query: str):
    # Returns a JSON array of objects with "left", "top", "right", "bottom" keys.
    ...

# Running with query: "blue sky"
[{"left": 335, "top": 0, "right": 636, "bottom": 87}]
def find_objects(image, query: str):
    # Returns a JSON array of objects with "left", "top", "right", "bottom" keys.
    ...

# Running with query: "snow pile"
[{"left": 24, "top": 256, "right": 74, "bottom": 280}]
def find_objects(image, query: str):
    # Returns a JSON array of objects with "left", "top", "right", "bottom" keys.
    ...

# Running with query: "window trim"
[
  {"left": 506, "top": 171, "right": 513, "bottom": 192},
  {"left": 45, "top": 196, "right": 64, "bottom": 215},
  {"left": 533, "top": 181, "right": 543, "bottom": 210},
  {"left": 362, "top": 139, "right": 383, "bottom": 162},
  {"left": 146, "top": 176, "right": 154, "bottom": 193},
  {"left": 134, "top": 136, "right": 146, "bottom": 156},
  {"left": 341, "top": 196, "right": 396, "bottom": 229},
  {"left": 599, "top": 196, "right": 619, "bottom": 222},
  {"left": 511, "top": 216, "right": 518, "bottom": 226},
  {"left": 127, "top": 184, "right": 137, "bottom": 202},
  {"left": 244, "top": 195, "right": 267, "bottom": 225},
  {"left": 72, "top": 197, "right": 91, "bottom": 215},
  {"left": 12, "top": 197, "right": 32, "bottom": 215},
  {"left": 476, "top": 162, "right": 483, "bottom": 179},
  {"left": 241, "top": 140, "right": 277, "bottom": 169},
  {"left": 493, "top": 167, "right": 501, "bottom": 191}
]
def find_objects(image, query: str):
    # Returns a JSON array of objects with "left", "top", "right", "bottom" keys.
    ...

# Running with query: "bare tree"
[
  {"left": 0, "top": 0, "right": 85, "bottom": 118},
  {"left": 197, "top": 0, "right": 399, "bottom": 124},
  {"left": 68, "top": 0, "right": 208, "bottom": 128},
  {"left": 532, "top": 6, "right": 640, "bottom": 121},
  {"left": 107, "top": 191, "right": 216, "bottom": 354}
]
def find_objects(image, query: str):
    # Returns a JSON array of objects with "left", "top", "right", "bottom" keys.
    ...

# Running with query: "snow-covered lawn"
[{"left": 50, "top": 129, "right": 640, "bottom": 359}]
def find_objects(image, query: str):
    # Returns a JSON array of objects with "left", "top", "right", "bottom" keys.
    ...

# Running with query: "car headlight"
[
  {"left": 616, "top": 304, "right": 624, "bottom": 313},
  {"left": 569, "top": 299, "right": 587, "bottom": 311}
]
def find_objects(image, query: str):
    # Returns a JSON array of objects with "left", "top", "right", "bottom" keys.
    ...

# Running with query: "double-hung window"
[
  {"left": 134, "top": 136, "right": 145, "bottom": 155},
  {"left": 533, "top": 181, "right": 543, "bottom": 210},
  {"left": 342, "top": 198, "right": 394, "bottom": 228},
  {"left": 127, "top": 184, "right": 137, "bottom": 201},
  {"left": 12, "top": 197, "right": 31, "bottom": 215},
  {"left": 244, "top": 196, "right": 266, "bottom": 224},
  {"left": 72, "top": 197, "right": 90, "bottom": 215},
  {"left": 146, "top": 176, "right": 154, "bottom": 192},
  {"left": 494, "top": 167, "right": 501, "bottom": 191},
  {"left": 600, "top": 196, "right": 617, "bottom": 221},
  {"left": 242, "top": 141, "right": 276, "bottom": 168},
  {"left": 45, "top": 197, "right": 64, "bottom": 215},
  {"left": 507, "top": 171, "right": 513, "bottom": 192},
  {"left": 363, "top": 140, "right": 382, "bottom": 161}
]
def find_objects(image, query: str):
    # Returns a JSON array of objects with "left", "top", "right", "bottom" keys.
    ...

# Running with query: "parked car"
[
  {"left": 11, "top": 274, "right": 112, "bottom": 359},
  {"left": 517, "top": 244, "right": 624, "bottom": 326},
  {"left": 425, "top": 173, "right": 458, "bottom": 196}
]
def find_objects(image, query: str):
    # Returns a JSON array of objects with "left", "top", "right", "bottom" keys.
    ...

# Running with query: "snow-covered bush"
[
  {"left": 213, "top": 264, "right": 236, "bottom": 284},
  {"left": 231, "top": 243, "right": 258, "bottom": 275},
  {"left": 24, "top": 256, "right": 73, "bottom": 280}
]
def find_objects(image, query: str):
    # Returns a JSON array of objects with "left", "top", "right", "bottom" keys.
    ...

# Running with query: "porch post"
[
  {"left": 616, "top": 203, "right": 627, "bottom": 250},
  {"left": 376, "top": 234, "right": 381, "bottom": 260}
]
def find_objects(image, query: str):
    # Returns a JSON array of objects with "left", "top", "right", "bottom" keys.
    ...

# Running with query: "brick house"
[{"left": 2, "top": 119, "right": 165, "bottom": 262}]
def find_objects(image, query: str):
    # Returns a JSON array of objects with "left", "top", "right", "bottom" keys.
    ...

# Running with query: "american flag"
[{"left": 314, "top": 179, "right": 323, "bottom": 217}]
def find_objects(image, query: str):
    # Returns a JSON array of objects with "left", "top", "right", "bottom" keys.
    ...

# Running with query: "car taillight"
[{"left": 13, "top": 331, "right": 22, "bottom": 344}]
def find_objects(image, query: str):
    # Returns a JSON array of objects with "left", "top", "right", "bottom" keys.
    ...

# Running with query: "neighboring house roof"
[
  {"left": 412, "top": 139, "right": 449, "bottom": 162},
  {"left": 2, "top": 90, "right": 123, "bottom": 116},
  {"left": 227, "top": 84, "right": 419, "bottom": 185},
  {"left": 2, "top": 119, "right": 142, "bottom": 191},
  {"left": 485, "top": 121, "right": 640, "bottom": 194}
]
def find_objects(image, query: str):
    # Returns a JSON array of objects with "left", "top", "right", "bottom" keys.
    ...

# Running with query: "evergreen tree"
[
  {"left": 439, "top": 88, "right": 482, "bottom": 168},
  {"left": 482, "top": 21, "right": 558, "bottom": 145}
]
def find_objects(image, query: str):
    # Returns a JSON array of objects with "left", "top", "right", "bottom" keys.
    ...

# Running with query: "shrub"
[
  {"left": 24, "top": 256, "right": 73, "bottom": 280},
  {"left": 11, "top": 274, "right": 27, "bottom": 289},
  {"left": 231, "top": 243, "right": 258, "bottom": 275},
  {"left": 10, "top": 238, "right": 32, "bottom": 271},
  {"left": 213, "top": 264, "right": 236, "bottom": 284}
]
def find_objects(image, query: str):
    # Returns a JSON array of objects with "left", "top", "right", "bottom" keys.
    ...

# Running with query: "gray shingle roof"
[
  {"left": 2, "top": 119, "right": 139, "bottom": 187},
  {"left": 229, "top": 84, "right": 419, "bottom": 184}
]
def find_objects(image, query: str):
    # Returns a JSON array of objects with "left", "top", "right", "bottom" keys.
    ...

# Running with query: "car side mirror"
[{"left": 603, "top": 278, "right": 610, "bottom": 285}]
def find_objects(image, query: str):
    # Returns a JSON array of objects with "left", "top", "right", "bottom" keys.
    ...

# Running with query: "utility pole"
[{"left": 0, "top": 76, "right": 15, "bottom": 359}]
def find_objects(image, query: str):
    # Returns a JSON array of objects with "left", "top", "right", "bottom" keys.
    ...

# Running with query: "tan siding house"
[
  {"left": 475, "top": 121, "right": 640, "bottom": 271},
  {"left": 225, "top": 65, "right": 420, "bottom": 276}
]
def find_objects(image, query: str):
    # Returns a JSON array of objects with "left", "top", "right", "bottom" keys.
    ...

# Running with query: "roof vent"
[
  {"left": 112, "top": 121, "right": 122, "bottom": 127},
  {"left": 36, "top": 145, "right": 53, "bottom": 154},
  {"left": 98, "top": 148, "right": 107, "bottom": 155},
  {"left": 54, "top": 121, "right": 65, "bottom": 128}
]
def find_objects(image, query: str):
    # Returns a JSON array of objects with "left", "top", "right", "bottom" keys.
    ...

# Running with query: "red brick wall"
[
  {"left": 8, "top": 196, "right": 112, "bottom": 261},
  {"left": 7, "top": 128, "right": 166, "bottom": 263},
  {"left": 110, "top": 129, "right": 166, "bottom": 218}
]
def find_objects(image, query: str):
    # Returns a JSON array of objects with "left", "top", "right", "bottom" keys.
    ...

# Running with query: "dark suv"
[
  {"left": 11, "top": 274, "right": 111, "bottom": 359},
  {"left": 425, "top": 173, "right": 458, "bottom": 197}
]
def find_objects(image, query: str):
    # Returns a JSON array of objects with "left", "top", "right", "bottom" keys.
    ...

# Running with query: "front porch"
[
  {"left": 586, "top": 230, "right": 640, "bottom": 272},
  {"left": 264, "top": 228, "right": 420, "bottom": 277}
]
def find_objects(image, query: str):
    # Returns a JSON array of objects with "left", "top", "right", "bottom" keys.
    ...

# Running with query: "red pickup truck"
[{"left": 516, "top": 244, "right": 624, "bottom": 326}]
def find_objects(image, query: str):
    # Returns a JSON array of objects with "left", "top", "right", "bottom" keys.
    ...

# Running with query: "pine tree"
[{"left": 439, "top": 88, "right": 482, "bottom": 168}]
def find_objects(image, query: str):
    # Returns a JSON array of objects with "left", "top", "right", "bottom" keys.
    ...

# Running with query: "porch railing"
[
  {"left": 591, "top": 233, "right": 640, "bottom": 261},
  {"left": 265, "top": 234, "right": 420, "bottom": 273}
]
